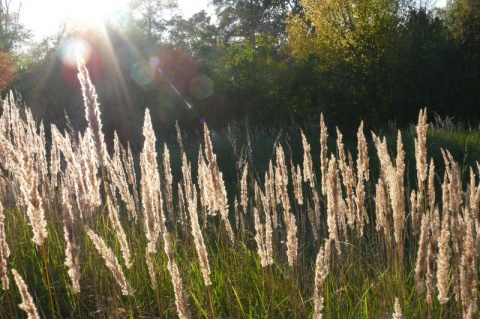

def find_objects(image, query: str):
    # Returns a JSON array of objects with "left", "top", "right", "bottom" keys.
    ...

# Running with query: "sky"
[{"left": 14, "top": 0, "right": 212, "bottom": 41}]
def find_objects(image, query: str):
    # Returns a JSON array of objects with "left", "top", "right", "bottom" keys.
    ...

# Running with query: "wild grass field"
[{"left": 0, "top": 59, "right": 479, "bottom": 319}]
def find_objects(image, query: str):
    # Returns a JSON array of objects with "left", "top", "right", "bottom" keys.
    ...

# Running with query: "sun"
[{"left": 66, "top": 0, "right": 125, "bottom": 28}]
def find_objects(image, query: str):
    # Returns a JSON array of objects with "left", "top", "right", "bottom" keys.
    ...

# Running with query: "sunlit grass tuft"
[{"left": 0, "top": 63, "right": 479, "bottom": 318}]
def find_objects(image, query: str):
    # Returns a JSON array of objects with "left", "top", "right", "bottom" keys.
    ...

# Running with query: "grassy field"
[{"left": 0, "top": 60, "right": 479, "bottom": 318}]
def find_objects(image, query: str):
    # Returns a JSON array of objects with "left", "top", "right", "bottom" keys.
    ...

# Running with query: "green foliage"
[
  {"left": 212, "top": 0, "right": 300, "bottom": 43},
  {"left": 128, "top": 0, "right": 179, "bottom": 43}
]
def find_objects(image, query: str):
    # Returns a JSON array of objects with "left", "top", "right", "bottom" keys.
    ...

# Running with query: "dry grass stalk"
[
  {"left": 411, "top": 188, "right": 422, "bottom": 236},
  {"left": 274, "top": 145, "right": 298, "bottom": 266},
  {"left": 356, "top": 121, "right": 369, "bottom": 182},
  {"left": 77, "top": 56, "right": 107, "bottom": 167},
  {"left": 168, "top": 256, "right": 191, "bottom": 319},
  {"left": 274, "top": 145, "right": 290, "bottom": 212},
  {"left": 441, "top": 150, "right": 463, "bottom": 301},
  {"left": 313, "top": 244, "right": 328, "bottom": 319},
  {"left": 372, "top": 132, "right": 405, "bottom": 247},
  {"left": 139, "top": 110, "right": 163, "bottom": 290},
  {"left": 326, "top": 155, "right": 344, "bottom": 254},
  {"left": 140, "top": 109, "right": 161, "bottom": 255},
  {"left": 265, "top": 161, "right": 278, "bottom": 228},
  {"left": 337, "top": 129, "right": 356, "bottom": 229},
  {"left": 441, "top": 151, "right": 463, "bottom": 302},
  {"left": 61, "top": 180, "right": 81, "bottom": 293},
  {"left": 0, "top": 201, "right": 10, "bottom": 290},
  {"left": 254, "top": 180, "right": 274, "bottom": 238},
  {"left": 425, "top": 227, "right": 437, "bottom": 305},
  {"left": 12, "top": 269, "right": 41, "bottom": 319},
  {"left": 121, "top": 142, "right": 140, "bottom": 212},
  {"left": 162, "top": 144, "right": 174, "bottom": 223},
  {"left": 460, "top": 209, "right": 478, "bottom": 318},
  {"left": 145, "top": 252, "right": 157, "bottom": 288},
  {"left": 203, "top": 124, "right": 234, "bottom": 242},
  {"left": 414, "top": 212, "right": 430, "bottom": 292},
  {"left": 79, "top": 129, "right": 103, "bottom": 217},
  {"left": 0, "top": 119, "right": 48, "bottom": 246},
  {"left": 108, "top": 132, "right": 137, "bottom": 222},
  {"left": 427, "top": 159, "right": 436, "bottom": 212},
  {"left": 85, "top": 228, "right": 133, "bottom": 296},
  {"left": 392, "top": 297, "right": 402, "bottom": 319},
  {"left": 240, "top": 163, "right": 249, "bottom": 213},
  {"left": 139, "top": 131, "right": 191, "bottom": 317},
  {"left": 254, "top": 207, "right": 266, "bottom": 265},
  {"left": 51, "top": 126, "right": 98, "bottom": 220},
  {"left": 336, "top": 127, "right": 355, "bottom": 228},
  {"left": 177, "top": 183, "right": 188, "bottom": 233},
  {"left": 436, "top": 211, "right": 451, "bottom": 305},
  {"left": 264, "top": 204, "right": 274, "bottom": 267},
  {"left": 292, "top": 163, "right": 304, "bottom": 206},
  {"left": 394, "top": 132, "right": 406, "bottom": 246},
  {"left": 49, "top": 133, "right": 61, "bottom": 190},
  {"left": 469, "top": 167, "right": 480, "bottom": 221},
  {"left": 157, "top": 190, "right": 191, "bottom": 319},
  {"left": 301, "top": 131, "right": 315, "bottom": 189},
  {"left": 412, "top": 109, "right": 428, "bottom": 233},
  {"left": 26, "top": 173, "right": 48, "bottom": 247},
  {"left": 427, "top": 161, "right": 441, "bottom": 241},
  {"left": 301, "top": 129, "right": 321, "bottom": 238},
  {"left": 415, "top": 108, "right": 428, "bottom": 184},
  {"left": 106, "top": 195, "right": 132, "bottom": 269},
  {"left": 186, "top": 187, "right": 211, "bottom": 286},
  {"left": 319, "top": 114, "right": 328, "bottom": 195},
  {"left": 234, "top": 199, "right": 243, "bottom": 241},
  {"left": 285, "top": 210, "right": 298, "bottom": 267},
  {"left": 35, "top": 121, "right": 50, "bottom": 200},
  {"left": 410, "top": 190, "right": 418, "bottom": 234},
  {"left": 310, "top": 190, "right": 321, "bottom": 240},
  {"left": 0, "top": 92, "right": 12, "bottom": 135},
  {"left": 197, "top": 148, "right": 210, "bottom": 218},
  {"left": 355, "top": 121, "right": 369, "bottom": 237},
  {"left": 162, "top": 228, "right": 191, "bottom": 318}
]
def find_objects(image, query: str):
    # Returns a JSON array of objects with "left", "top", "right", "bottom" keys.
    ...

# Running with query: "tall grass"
[{"left": 0, "top": 61, "right": 479, "bottom": 318}]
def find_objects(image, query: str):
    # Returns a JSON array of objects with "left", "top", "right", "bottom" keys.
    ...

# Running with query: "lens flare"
[
  {"left": 149, "top": 56, "right": 160, "bottom": 68},
  {"left": 131, "top": 61, "right": 156, "bottom": 86},
  {"left": 158, "top": 68, "right": 174, "bottom": 84},
  {"left": 60, "top": 37, "right": 92, "bottom": 68},
  {"left": 190, "top": 75, "right": 214, "bottom": 99}
]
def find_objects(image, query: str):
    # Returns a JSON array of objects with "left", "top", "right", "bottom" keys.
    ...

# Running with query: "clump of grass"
[{"left": 0, "top": 61, "right": 479, "bottom": 318}]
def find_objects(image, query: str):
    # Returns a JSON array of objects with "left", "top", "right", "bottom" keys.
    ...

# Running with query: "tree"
[
  {"left": 286, "top": 0, "right": 403, "bottom": 127},
  {"left": 442, "top": 0, "right": 480, "bottom": 120},
  {"left": 128, "top": 0, "right": 179, "bottom": 43},
  {"left": 0, "top": 0, "right": 29, "bottom": 93},
  {"left": 213, "top": 0, "right": 301, "bottom": 43},
  {"left": 0, "top": 0, "right": 29, "bottom": 52},
  {"left": 287, "top": 0, "right": 400, "bottom": 73},
  {"left": 446, "top": 0, "right": 480, "bottom": 48},
  {"left": 167, "top": 11, "right": 218, "bottom": 59},
  {"left": 0, "top": 50, "right": 15, "bottom": 91},
  {"left": 391, "top": 8, "right": 453, "bottom": 122}
]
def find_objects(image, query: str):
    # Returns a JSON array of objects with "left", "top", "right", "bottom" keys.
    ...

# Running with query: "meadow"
[{"left": 0, "top": 59, "right": 479, "bottom": 319}]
